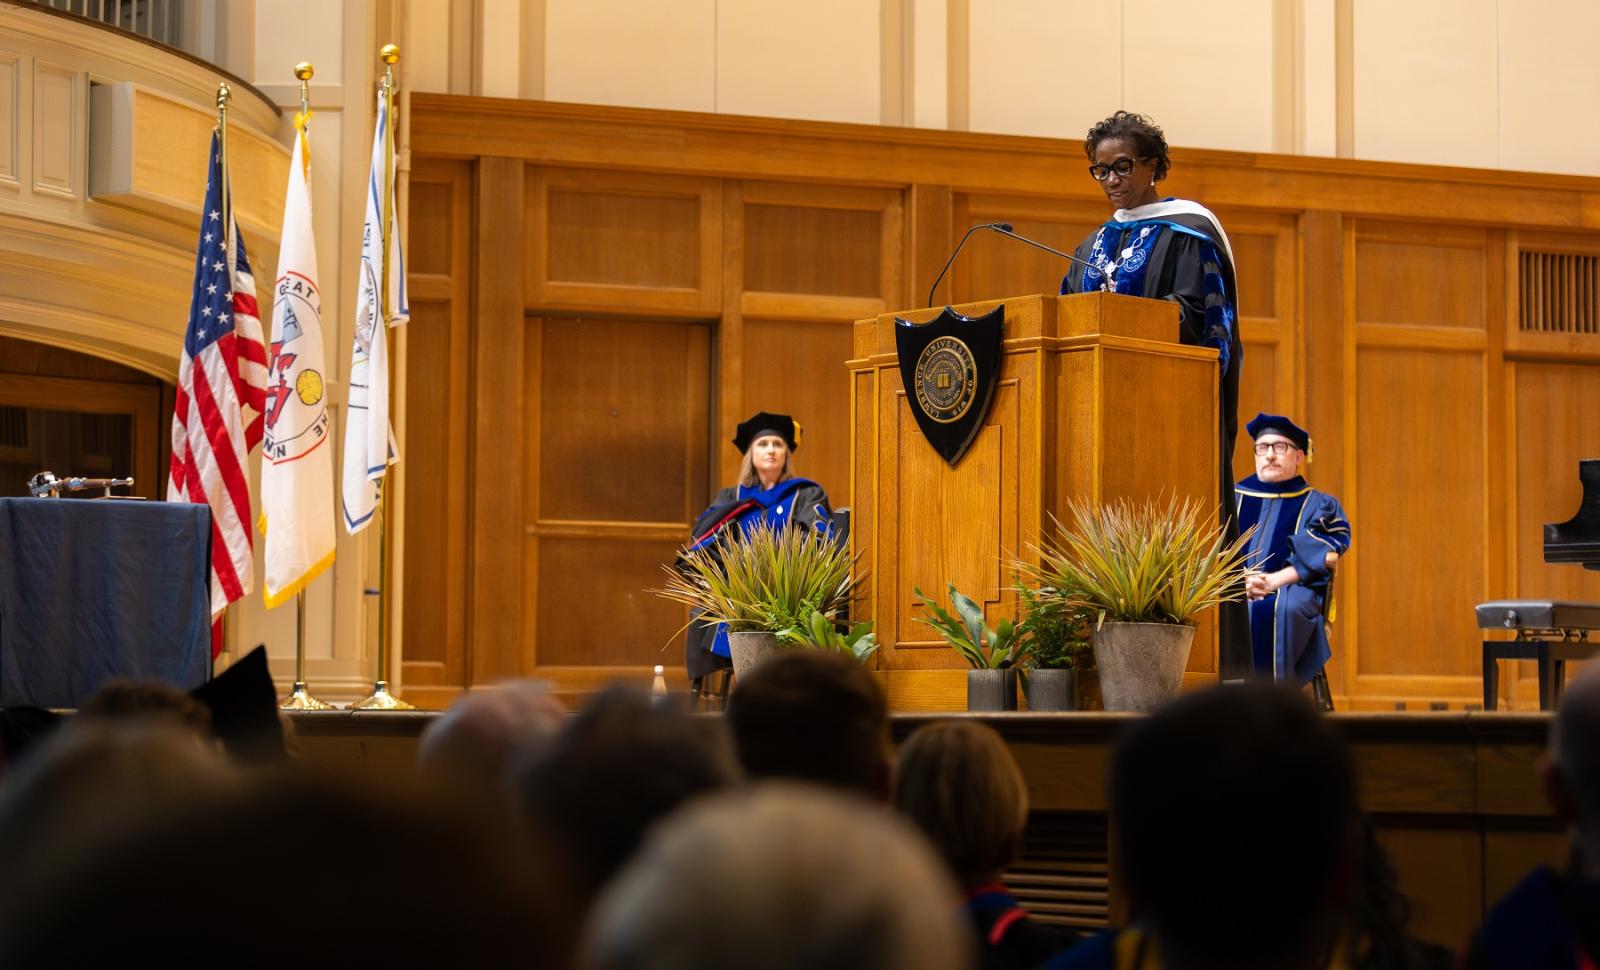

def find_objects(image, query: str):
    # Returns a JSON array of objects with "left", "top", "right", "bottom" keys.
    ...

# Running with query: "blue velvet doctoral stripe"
[{"left": 1062, "top": 214, "right": 1236, "bottom": 376}]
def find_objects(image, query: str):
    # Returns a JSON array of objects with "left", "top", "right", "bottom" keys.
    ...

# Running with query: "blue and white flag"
[{"left": 341, "top": 86, "right": 408, "bottom": 534}]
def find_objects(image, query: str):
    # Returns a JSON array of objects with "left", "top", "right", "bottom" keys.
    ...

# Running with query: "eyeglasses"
[
  {"left": 1088, "top": 158, "right": 1144, "bottom": 181},
  {"left": 1253, "top": 441, "right": 1299, "bottom": 456}
]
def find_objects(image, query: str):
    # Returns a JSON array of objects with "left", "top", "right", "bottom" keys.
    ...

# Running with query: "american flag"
[{"left": 166, "top": 129, "right": 267, "bottom": 646}]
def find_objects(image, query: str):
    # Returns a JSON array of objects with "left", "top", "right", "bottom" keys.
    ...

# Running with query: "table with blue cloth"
[{"left": 0, "top": 497, "right": 211, "bottom": 707}]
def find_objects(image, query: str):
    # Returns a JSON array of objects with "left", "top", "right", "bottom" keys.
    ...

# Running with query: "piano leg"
[
  {"left": 1482, "top": 642, "right": 1499, "bottom": 711},
  {"left": 1553, "top": 659, "right": 1567, "bottom": 710}
]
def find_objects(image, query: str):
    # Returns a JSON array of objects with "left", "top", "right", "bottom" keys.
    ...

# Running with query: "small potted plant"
[
  {"left": 778, "top": 606, "right": 878, "bottom": 663},
  {"left": 1017, "top": 496, "right": 1254, "bottom": 711},
  {"left": 655, "top": 519, "right": 858, "bottom": 678},
  {"left": 1015, "top": 583, "right": 1092, "bottom": 712},
  {"left": 913, "top": 583, "right": 1028, "bottom": 711}
]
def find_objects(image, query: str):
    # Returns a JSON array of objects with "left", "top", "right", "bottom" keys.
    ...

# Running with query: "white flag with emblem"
[
  {"left": 260, "top": 117, "right": 336, "bottom": 605},
  {"left": 341, "top": 87, "right": 408, "bottom": 534}
]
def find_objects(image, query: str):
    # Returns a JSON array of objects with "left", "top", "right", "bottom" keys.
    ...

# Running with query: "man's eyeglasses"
[
  {"left": 1088, "top": 158, "right": 1144, "bottom": 181},
  {"left": 1253, "top": 441, "right": 1299, "bottom": 456}
]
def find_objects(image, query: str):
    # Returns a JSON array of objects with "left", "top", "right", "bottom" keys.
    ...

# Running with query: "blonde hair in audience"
[{"left": 893, "top": 719, "right": 1029, "bottom": 886}]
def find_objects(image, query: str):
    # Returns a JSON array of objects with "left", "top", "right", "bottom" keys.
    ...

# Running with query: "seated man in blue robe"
[{"left": 1234, "top": 413, "right": 1351, "bottom": 685}]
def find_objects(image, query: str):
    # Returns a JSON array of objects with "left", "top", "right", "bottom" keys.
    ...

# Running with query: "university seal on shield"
[{"left": 895, "top": 305, "right": 1003, "bottom": 466}]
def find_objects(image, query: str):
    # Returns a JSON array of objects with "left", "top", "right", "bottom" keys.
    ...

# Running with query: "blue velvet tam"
[
  {"left": 732, "top": 411, "right": 800, "bottom": 453},
  {"left": 1246, "top": 412, "right": 1311, "bottom": 452}
]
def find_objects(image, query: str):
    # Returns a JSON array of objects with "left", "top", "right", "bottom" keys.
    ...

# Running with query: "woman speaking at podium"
[
  {"left": 1059, "top": 111, "right": 1250, "bottom": 675},
  {"left": 682, "top": 411, "right": 834, "bottom": 688}
]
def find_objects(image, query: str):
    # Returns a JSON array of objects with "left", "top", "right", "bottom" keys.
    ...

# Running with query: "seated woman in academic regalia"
[{"left": 682, "top": 412, "right": 833, "bottom": 689}]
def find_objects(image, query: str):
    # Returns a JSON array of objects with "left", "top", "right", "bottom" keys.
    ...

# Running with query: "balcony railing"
[{"left": 24, "top": 0, "right": 189, "bottom": 56}]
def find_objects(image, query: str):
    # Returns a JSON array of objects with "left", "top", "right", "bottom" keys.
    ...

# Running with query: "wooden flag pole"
[
  {"left": 351, "top": 43, "right": 413, "bottom": 711},
  {"left": 277, "top": 62, "right": 333, "bottom": 712}
]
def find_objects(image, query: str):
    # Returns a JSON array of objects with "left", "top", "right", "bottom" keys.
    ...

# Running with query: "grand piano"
[{"left": 1477, "top": 459, "right": 1600, "bottom": 710}]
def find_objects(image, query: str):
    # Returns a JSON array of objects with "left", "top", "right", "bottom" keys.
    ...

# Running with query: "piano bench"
[
  {"left": 1481, "top": 637, "right": 1598, "bottom": 711},
  {"left": 1477, "top": 600, "right": 1600, "bottom": 711}
]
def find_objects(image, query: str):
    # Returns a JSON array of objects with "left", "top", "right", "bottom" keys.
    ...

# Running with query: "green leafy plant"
[
  {"left": 1016, "top": 495, "right": 1255, "bottom": 626},
  {"left": 777, "top": 607, "right": 879, "bottom": 663},
  {"left": 1015, "top": 582, "right": 1092, "bottom": 670},
  {"left": 654, "top": 519, "right": 859, "bottom": 634},
  {"left": 913, "top": 583, "right": 1028, "bottom": 669}
]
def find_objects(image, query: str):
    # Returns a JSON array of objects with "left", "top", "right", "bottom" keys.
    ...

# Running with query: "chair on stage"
[{"left": 1309, "top": 568, "right": 1338, "bottom": 713}]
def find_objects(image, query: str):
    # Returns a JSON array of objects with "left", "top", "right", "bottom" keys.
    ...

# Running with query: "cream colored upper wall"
[
  {"left": 397, "top": 0, "right": 1600, "bottom": 178},
  {"left": 544, "top": 0, "right": 715, "bottom": 111}
]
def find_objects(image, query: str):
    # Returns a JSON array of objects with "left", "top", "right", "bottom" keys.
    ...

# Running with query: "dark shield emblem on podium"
[{"left": 895, "top": 305, "right": 1004, "bottom": 466}]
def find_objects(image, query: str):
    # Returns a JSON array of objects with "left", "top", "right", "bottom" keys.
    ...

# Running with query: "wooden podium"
[{"left": 848, "top": 292, "right": 1221, "bottom": 711}]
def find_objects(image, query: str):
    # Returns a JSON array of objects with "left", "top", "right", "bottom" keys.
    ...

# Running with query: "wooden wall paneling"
[
  {"left": 410, "top": 95, "right": 1600, "bottom": 233},
  {"left": 525, "top": 167, "right": 723, "bottom": 317},
  {"left": 909, "top": 184, "right": 953, "bottom": 309},
  {"left": 1481, "top": 230, "right": 1509, "bottom": 709},
  {"left": 717, "top": 181, "right": 744, "bottom": 488},
  {"left": 739, "top": 318, "right": 854, "bottom": 510},
  {"left": 526, "top": 313, "right": 711, "bottom": 676},
  {"left": 955, "top": 194, "right": 1107, "bottom": 306},
  {"left": 737, "top": 181, "right": 906, "bottom": 507},
  {"left": 472, "top": 157, "right": 527, "bottom": 684},
  {"left": 1349, "top": 223, "right": 1491, "bottom": 705},
  {"left": 401, "top": 159, "right": 472, "bottom": 693},
  {"left": 1210, "top": 208, "right": 1299, "bottom": 480}
]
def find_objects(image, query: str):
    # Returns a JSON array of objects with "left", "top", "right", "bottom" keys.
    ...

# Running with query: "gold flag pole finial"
[
  {"left": 352, "top": 41, "right": 415, "bottom": 712},
  {"left": 293, "top": 62, "right": 314, "bottom": 143}
]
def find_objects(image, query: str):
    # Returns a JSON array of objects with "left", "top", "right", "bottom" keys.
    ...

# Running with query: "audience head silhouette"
[
  {"left": 1110, "top": 683, "right": 1358, "bottom": 970},
  {"left": 1545, "top": 663, "right": 1600, "bottom": 865},
  {"left": 725, "top": 650, "right": 891, "bottom": 800},
  {"left": 893, "top": 718, "right": 1028, "bottom": 888},
  {"left": 582, "top": 783, "right": 972, "bottom": 970},
  {"left": 0, "top": 770, "right": 575, "bottom": 968},
  {"left": 516, "top": 684, "right": 740, "bottom": 901},
  {"left": 418, "top": 678, "right": 565, "bottom": 794}
]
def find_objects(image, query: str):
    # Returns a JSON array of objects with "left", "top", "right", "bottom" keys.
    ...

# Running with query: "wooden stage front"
[{"left": 291, "top": 708, "right": 1563, "bottom": 948}]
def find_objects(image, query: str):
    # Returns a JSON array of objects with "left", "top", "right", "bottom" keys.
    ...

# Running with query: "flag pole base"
[
  {"left": 349, "top": 680, "right": 415, "bottom": 711},
  {"left": 279, "top": 683, "right": 336, "bottom": 711}
]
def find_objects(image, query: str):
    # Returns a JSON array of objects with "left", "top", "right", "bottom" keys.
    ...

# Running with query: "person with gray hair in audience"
[
  {"left": 417, "top": 678, "right": 565, "bottom": 794},
  {"left": 581, "top": 783, "right": 974, "bottom": 970},
  {"left": 1461, "top": 663, "right": 1600, "bottom": 969}
]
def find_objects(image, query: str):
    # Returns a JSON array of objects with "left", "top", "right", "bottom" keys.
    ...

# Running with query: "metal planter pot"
[
  {"left": 1023, "top": 667, "right": 1079, "bottom": 711},
  {"left": 966, "top": 668, "right": 1019, "bottom": 712}
]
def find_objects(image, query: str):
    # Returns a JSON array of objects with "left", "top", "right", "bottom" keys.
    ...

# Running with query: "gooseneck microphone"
[
  {"left": 925, "top": 222, "right": 1105, "bottom": 309},
  {"left": 926, "top": 223, "right": 1004, "bottom": 309}
]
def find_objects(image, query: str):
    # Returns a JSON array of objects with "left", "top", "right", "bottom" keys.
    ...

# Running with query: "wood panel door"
[
  {"left": 525, "top": 315, "right": 711, "bottom": 684},
  {"left": 1344, "top": 221, "right": 1502, "bottom": 709}
]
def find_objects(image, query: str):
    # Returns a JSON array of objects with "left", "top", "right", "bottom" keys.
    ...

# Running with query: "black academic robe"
[{"left": 1061, "top": 202, "right": 1249, "bottom": 676}]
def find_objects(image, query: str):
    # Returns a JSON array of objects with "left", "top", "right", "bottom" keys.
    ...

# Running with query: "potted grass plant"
[
  {"left": 913, "top": 584, "right": 1028, "bottom": 711},
  {"left": 655, "top": 519, "right": 859, "bottom": 678},
  {"left": 1017, "top": 496, "right": 1254, "bottom": 711},
  {"left": 1015, "top": 583, "right": 1092, "bottom": 712}
]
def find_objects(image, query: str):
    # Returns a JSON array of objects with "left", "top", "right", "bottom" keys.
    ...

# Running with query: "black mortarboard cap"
[
  {"left": 732, "top": 412, "right": 799, "bottom": 453},
  {"left": 1246, "top": 412, "right": 1311, "bottom": 453},
  {"left": 190, "top": 645, "right": 287, "bottom": 765}
]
